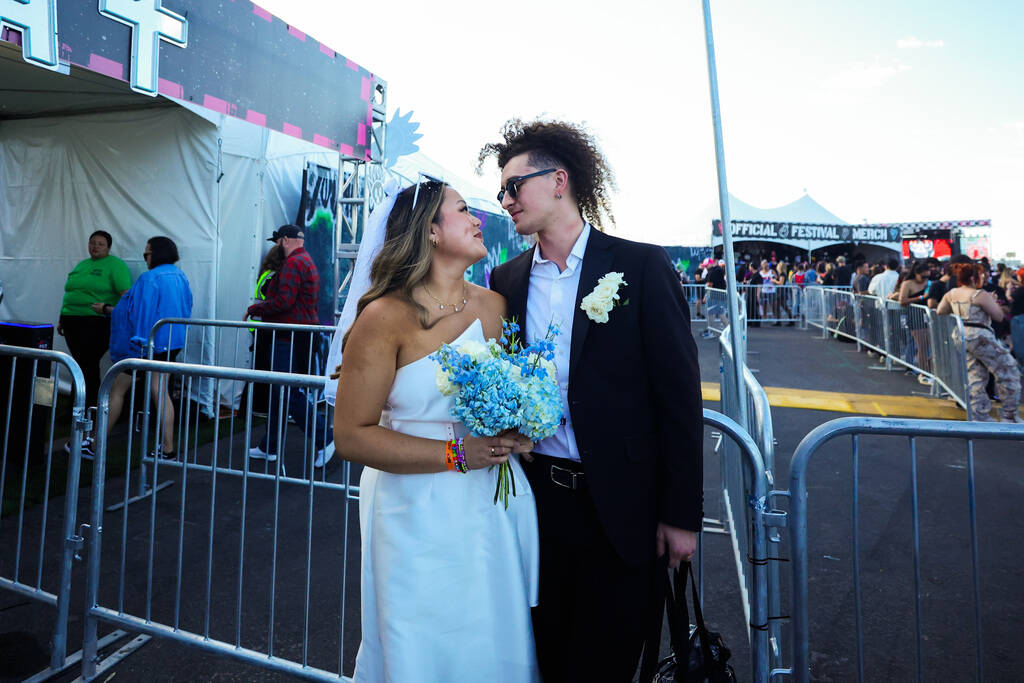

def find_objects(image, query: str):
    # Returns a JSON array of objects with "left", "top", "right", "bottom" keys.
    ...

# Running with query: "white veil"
[{"left": 323, "top": 178, "right": 408, "bottom": 404}]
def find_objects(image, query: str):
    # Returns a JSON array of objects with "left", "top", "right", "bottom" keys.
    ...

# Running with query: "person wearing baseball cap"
[{"left": 245, "top": 224, "right": 334, "bottom": 466}]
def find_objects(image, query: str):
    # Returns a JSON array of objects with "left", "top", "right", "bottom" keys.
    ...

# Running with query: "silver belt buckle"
[{"left": 550, "top": 464, "right": 579, "bottom": 490}]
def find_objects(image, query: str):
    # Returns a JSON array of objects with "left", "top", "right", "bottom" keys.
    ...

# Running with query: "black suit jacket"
[{"left": 490, "top": 228, "right": 703, "bottom": 565}]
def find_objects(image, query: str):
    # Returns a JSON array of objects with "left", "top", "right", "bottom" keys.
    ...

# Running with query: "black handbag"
[{"left": 639, "top": 562, "right": 737, "bottom": 683}]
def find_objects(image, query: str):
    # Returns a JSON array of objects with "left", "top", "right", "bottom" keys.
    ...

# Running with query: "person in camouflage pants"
[
  {"left": 963, "top": 331, "right": 1020, "bottom": 421},
  {"left": 939, "top": 262, "right": 1022, "bottom": 422}
]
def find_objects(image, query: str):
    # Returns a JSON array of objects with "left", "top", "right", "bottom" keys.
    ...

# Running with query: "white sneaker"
[
  {"left": 248, "top": 446, "right": 277, "bottom": 462},
  {"left": 974, "top": 413, "right": 998, "bottom": 423},
  {"left": 314, "top": 441, "right": 335, "bottom": 468},
  {"left": 917, "top": 374, "right": 933, "bottom": 386},
  {"left": 1001, "top": 413, "right": 1024, "bottom": 424}
]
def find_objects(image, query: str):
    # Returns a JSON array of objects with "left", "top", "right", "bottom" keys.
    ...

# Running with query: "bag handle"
[
  {"left": 638, "top": 561, "right": 712, "bottom": 682},
  {"left": 683, "top": 562, "right": 717, "bottom": 672}
]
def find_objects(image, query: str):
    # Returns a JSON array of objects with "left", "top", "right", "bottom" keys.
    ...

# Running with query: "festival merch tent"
[{"left": 692, "top": 192, "right": 903, "bottom": 258}]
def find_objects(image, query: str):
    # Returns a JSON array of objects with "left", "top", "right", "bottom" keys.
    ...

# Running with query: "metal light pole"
[{"left": 701, "top": 0, "right": 747, "bottom": 431}]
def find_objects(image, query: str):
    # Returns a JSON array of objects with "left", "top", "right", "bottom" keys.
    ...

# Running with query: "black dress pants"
[
  {"left": 524, "top": 454, "right": 661, "bottom": 682},
  {"left": 60, "top": 314, "right": 111, "bottom": 408}
]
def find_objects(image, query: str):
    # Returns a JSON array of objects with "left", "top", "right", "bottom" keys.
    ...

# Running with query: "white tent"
[
  {"left": 0, "top": 102, "right": 342, "bottom": 409},
  {"left": 693, "top": 193, "right": 900, "bottom": 255}
]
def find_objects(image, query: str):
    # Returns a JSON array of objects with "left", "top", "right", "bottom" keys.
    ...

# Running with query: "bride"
[{"left": 329, "top": 179, "right": 540, "bottom": 682}]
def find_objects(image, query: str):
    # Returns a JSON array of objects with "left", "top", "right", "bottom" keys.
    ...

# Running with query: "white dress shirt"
[
  {"left": 526, "top": 223, "right": 591, "bottom": 462},
  {"left": 868, "top": 269, "right": 899, "bottom": 299}
]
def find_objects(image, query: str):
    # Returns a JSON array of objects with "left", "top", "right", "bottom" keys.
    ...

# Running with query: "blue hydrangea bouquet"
[{"left": 432, "top": 319, "right": 562, "bottom": 508}]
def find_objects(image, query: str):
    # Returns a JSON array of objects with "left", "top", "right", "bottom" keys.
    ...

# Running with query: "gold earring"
[{"left": 430, "top": 237, "right": 439, "bottom": 248}]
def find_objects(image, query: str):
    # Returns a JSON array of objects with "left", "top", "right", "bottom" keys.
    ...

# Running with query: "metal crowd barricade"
[
  {"left": 705, "top": 287, "right": 747, "bottom": 350},
  {"left": 811, "top": 296, "right": 971, "bottom": 410},
  {"left": 147, "top": 316, "right": 338, "bottom": 404},
  {"left": 82, "top": 359, "right": 356, "bottom": 681},
  {"left": 683, "top": 283, "right": 705, "bottom": 322},
  {"left": 785, "top": 417, "right": 1024, "bottom": 683},
  {"left": 718, "top": 330, "right": 784, "bottom": 672},
  {"left": 111, "top": 318, "right": 343, "bottom": 509},
  {"left": 0, "top": 345, "right": 117, "bottom": 678},
  {"left": 820, "top": 288, "right": 858, "bottom": 343},
  {"left": 877, "top": 302, "right": 935, "bottom": 384},
  {"left": 701, "top": 408, "right": 774, "bottom": 683},
  {"left": 800, "top": 286, "right": 825, "bottom": 332},
  {"left": 852, "top": 294, "right": 888, "bottom": 364},
  {"left": 740, "top": 284, "right": 802, "bottom": 326},
  {"left": 926, "top": 309, "right": 970, "bottom": 414}
]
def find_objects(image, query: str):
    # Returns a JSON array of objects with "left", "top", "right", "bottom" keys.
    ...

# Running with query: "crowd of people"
[
  {"left": 56, "top": 225, "right": 336, "bottom": 465},
  {"left": 687, "top": 252, "right": 1024, "bottom": 423}
]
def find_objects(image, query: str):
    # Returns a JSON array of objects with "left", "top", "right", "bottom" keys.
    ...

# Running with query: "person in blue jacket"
[{"left": 93, "top": 236, "right": 193, "bottom": 459}]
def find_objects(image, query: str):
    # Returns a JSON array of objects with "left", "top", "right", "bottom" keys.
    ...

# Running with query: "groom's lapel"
[
  {"left": 569, "top": 230, "right": 614, "bottom": 381},
  {"left": 505, "top": 246, "right": 535, "bottom": 327}
]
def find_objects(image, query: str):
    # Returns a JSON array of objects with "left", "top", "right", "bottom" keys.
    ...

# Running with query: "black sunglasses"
[{"left": 497, "top": 168, "right": 557, "bottom": 203}]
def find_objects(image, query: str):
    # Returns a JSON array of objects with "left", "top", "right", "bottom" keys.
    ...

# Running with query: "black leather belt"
[{"left": 531, "top": 452, "right": 586, "bottom": 491}]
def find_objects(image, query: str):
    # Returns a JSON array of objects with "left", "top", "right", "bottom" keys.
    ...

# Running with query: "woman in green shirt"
[{"left": 58, "top": 230, "right": 132, "bottom": 409}]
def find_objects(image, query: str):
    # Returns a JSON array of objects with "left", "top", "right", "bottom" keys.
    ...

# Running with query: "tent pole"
[{"left": 701, "top": 0, "right": 747, "bottom": 427}]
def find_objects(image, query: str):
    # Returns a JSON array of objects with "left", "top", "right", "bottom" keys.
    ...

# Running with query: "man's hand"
[
  {"left": 499, "top": 429, "right": 535, "bottom": 459},
  {"left": 657, "top": 523, "right": 697, "bottom": 569},
  {"left": 242, "top": 312, "right": 250, "bottom": 322}
]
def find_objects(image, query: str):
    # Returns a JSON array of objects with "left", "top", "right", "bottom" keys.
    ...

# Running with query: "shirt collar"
[{"left": 531, "top": 222, "right": 591, "bottom": 271}]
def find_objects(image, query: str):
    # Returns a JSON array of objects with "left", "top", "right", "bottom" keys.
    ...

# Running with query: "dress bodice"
[{"left": 381, "top": 318, "right": 482, "bottom": 441}]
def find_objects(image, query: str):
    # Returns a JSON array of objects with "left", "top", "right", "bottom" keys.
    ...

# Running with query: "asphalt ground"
[{"left": 2, "top": 323, "right": 1022, "bottom": 681}]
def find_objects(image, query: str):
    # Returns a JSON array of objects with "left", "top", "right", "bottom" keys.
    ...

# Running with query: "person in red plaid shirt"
[{"left": 245, "top": 224, "right": 334, "bottom": 466}]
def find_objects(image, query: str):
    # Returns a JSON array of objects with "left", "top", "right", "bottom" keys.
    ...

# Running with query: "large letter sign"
[
  {"left": 0, "top": 0, "right": 59, "bottom": 69},
  {"left": 98, "top": 0, "right": 187, "bottom": 95}
]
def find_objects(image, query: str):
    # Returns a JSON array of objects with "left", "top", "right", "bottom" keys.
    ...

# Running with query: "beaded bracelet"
[
  {"left": 453, "top": 438, "right": 468, "bottom": 473},
  {"left": 444, "top": 438, "right": 469, "bottom": 473}
]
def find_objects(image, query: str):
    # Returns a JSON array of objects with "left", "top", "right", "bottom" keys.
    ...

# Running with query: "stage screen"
[
  {"left": 960, "top": 235, "right": 991, "bottom": 259},
  {"left": 903, "top": 238, "right": 953, "bottom": 260}
]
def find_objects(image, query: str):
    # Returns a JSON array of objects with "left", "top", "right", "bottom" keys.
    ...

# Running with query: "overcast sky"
[{"left": 256, "top": 0, "right": 1024, "bottom": 257}]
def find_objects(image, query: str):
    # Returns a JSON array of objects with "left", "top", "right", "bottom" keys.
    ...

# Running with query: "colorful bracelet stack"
[{"left": 444, "top": 438, "right": 469, "bottom": 473}]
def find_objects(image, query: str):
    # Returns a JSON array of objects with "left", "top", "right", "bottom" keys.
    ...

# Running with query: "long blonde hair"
[{"left": 341, "top": 181, "right": 447, "bottom": 350}]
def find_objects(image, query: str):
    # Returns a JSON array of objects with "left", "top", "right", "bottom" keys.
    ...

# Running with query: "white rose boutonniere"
[{"left": 580, "top": 272, "right": 628, "bottom": 323}]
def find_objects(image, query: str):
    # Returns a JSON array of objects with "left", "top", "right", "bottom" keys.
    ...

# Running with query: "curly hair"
[
  {"left": 951, "top": 262, "right": 983, "bottom": 287},
  {"left": 477, "top": 118, "right": 616, "bottom": 230}
]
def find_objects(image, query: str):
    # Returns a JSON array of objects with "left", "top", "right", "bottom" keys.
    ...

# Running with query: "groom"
[{"left": 484, "top": 120, "right": 704, "bottom": 681}]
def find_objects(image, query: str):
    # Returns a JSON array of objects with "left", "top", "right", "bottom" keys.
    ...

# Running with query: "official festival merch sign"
[
  {"left": 713, "top": 219, "right": 902, "bottom": 246},
  {"left": 0, "top": 0, "right": 378, "bottom": 159}
]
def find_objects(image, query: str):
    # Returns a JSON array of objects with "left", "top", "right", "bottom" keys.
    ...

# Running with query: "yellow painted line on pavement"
[{"left": 700, "top": 381, "right": 966, "bottom": 419}]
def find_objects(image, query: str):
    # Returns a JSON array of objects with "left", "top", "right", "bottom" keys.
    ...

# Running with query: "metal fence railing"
[
  {"left": 701, "top": 408, "right": 773, "bottom": 683},
  {"left": 718, "top": 329, "right": 783, "bottom": 671},
  {"left": 804, "top": 292, "right": 972, "bottom": 413},
  {"left": 147, "top": 317, "right": 337, "bottom": 411},
  {"left": 81, "top": 358, "right": 354, "bottom": 681},
  {"left": 106, "top": 318, "right": 346, "bottom": 510},
  {"left": 0, "top": 345, "right": 114, "bottom": 679},
  {"left": 683, "top": 283, "right": 705, "bottom": 322},
  {"left": 928, "top": 312, "right": 971, "bottom": 416},
  {"left": 784, "top": 417, "right": 1024, "bottom": 682},
  {"left": 738, "top": 284, "right": 804, "bottom": 325},
  {"left": 704, "top": 288, "right": 748, "bottom": 353}
]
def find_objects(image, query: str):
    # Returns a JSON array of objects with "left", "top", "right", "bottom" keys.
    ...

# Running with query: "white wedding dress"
[{"left": 354, "top": 319, "right": 541, "bottom": 682}]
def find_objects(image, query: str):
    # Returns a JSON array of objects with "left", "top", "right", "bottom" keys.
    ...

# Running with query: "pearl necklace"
[{"left": 423, "top": 281, "right": 468, "bottom": 312}]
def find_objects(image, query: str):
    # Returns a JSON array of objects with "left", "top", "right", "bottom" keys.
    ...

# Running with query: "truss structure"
[{"left": 333, "top": 79, "right": 387, "bottom": 318}]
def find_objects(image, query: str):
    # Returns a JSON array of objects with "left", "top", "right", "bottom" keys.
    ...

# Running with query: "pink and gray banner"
[{"left": 1, "top": 0, "right": 380, "bottom": 159}]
